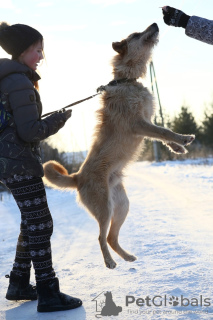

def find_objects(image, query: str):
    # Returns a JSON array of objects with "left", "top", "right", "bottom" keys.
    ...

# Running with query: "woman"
[{"left": 0, "top": 22, "right": 82, "bottom": 313}]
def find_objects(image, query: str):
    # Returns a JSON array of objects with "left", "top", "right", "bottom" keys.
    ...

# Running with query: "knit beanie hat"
[{"left": 0, "top": 22, "right": 43, "bottom": 59}]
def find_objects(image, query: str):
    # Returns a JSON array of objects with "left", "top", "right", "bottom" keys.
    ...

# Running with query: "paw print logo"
[{"left": 169, "top": 296, "right": 179, "bottom": 306}]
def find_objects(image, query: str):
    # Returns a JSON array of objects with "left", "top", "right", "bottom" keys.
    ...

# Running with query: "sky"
[{"left": 0, "top": 0, "right": 213, "bottom": 152}]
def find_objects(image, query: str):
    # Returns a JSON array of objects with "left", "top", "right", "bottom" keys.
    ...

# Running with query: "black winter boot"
[
  {"left": 37, "top": 277, "right": 82, "bottom": 312},
  {"left": 5, "top": 271, "right": 37, "bottom": 300}
]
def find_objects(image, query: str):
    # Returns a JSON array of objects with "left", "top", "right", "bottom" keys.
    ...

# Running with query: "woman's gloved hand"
[
  {"left": 57, "top": 108, "right": 72, "bottom": 121},
  {"left": 63, "top": 109, "right": 72, "bottom": 120},
  {"left": 162, "top": 6, "right": 190, "bottom": 28}
]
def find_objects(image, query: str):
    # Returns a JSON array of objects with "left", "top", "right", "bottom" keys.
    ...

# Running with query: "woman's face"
[{"left": 19, "top": 40, "right": 44, "bottom": 71}]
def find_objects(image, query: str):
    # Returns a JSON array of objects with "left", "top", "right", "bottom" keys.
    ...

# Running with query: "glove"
[
  {"left": 57, "top": 108, "right": 72, "bottom": 121},
  {"left": 63, "top": 109, "right": 72, "bottom": 120},
  {"left": 162, "top": 6, "right": 190, "bottom": 28}
]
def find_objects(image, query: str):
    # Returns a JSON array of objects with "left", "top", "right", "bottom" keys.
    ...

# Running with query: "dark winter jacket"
[
  {"left": 186, "top": 16, "right": 213, "bottom": 45},
  {"left": 0, "top": 58, "right": 68, "bottom": 179}
]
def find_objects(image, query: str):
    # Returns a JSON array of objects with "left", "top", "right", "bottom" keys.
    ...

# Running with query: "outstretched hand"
[{"left": 162, "top": 6, "right": 190, "bottom": 28}]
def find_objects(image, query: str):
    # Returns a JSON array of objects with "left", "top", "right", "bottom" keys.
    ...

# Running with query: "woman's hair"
[{"left": 34, "top": 80, "right": 39, "bottom": 91}]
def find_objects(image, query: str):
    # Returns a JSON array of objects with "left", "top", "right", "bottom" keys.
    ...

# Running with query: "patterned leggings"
[{"left": 4, "top": 175, "right": 55, "bottom": 283}]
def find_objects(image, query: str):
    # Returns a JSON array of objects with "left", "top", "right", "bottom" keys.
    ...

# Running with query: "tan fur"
[{"left": 43, "top": 23, "right": 195, "bottom": 269}]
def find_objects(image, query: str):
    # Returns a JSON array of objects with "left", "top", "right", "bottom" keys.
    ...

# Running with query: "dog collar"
[
  {"left": 97, "top": 78, "right": 137, "bottom": 93},
  {"left": 108, "top": 78, "right": 137, "bottom": 86}
]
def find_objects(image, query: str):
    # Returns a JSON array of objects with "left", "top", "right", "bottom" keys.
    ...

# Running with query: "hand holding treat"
[
  {"left": 161, "top": 6, "right": 190, "bottom": 28},
  {"left": 161, "top": 6, "right": 168, "bottom": 12},
  {"left": 160, "top": 5, "right": 213, "bottom": 45}
]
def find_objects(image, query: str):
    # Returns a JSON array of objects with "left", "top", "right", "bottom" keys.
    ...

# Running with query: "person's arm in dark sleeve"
[
  {"left": 8, "top": 74, "right": 71, "bottom": 142},
  {"left": 162, "top": 6, "right": 213, "bottom": 45},
  {"left": 185, "top": 16, "right": 213, "bottom": 45}
]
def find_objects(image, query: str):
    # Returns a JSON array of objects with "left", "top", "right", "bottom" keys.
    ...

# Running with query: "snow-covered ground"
[{"left": 0, "top": 159, "right": 212, "bottom": 320}]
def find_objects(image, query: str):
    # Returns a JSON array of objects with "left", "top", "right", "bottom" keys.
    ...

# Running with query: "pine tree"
[
  {"left": 201, "top": 105, "right": 213, "bottom": 146},
  {"left": 171, "top": 106, "right": 199, "bottom": 137}
]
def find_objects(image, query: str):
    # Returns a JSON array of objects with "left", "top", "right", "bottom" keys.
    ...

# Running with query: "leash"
[
  {"left": 41, "top": 92, "right": 101, "bottom": 118},
  {"left": 41, "top": 78, "right": 137, "bottom": 118}
]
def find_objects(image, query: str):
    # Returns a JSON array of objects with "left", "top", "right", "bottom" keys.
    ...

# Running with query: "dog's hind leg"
[
  {"left": 78, "top": 186, "right": 117, "bottom": 269},
  {"left": 98, "top": 201, "right": 117, "bottom": 269},
  {"left": 107, "top": 183, "right": 137, "bottom": 262}
]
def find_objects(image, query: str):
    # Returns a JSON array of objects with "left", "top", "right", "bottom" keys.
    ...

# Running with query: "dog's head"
[{"left": 111, "top": 23, "right": 159, "bottom": 79}]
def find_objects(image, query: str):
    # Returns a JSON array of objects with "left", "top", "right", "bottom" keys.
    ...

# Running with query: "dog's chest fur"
[
  {"left": 103, "top": 82, "right": 154, "bottom": 121},
  {"left": 99, "top": 82, "right": 155, "bottom": 138}
]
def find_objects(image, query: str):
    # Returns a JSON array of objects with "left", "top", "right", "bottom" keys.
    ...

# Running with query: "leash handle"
[{"left": 41, "top": 92, "right": 101, "bottom": 118}]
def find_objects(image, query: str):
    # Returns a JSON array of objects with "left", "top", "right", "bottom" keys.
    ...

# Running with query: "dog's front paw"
[
  {"left": 105, "top": 259, "right": 117, "bottom": 269},
  {"left": 166, "top": 142, "right": 187, "bottom": 154},
  {"left": 182, "top": 134, "right": 195, "bottom": 146}
]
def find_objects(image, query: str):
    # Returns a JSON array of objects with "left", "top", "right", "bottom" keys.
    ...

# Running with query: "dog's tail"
[{"left": 43, "top": 160, "right": 78, "bottom": 190}]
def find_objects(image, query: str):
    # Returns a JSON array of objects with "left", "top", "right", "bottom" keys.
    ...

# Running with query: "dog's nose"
[{"left": 151, "top": 23, "right": 159, "bottom": 31}]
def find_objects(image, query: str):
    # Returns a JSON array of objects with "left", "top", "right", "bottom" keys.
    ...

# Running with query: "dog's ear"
[{"left": 112, "top": 40, "right": 127, "bottom": 55}]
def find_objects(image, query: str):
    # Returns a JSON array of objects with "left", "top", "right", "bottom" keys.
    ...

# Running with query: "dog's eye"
[{"left": 132, "top": 33, "right": 141, "bottom": 40}]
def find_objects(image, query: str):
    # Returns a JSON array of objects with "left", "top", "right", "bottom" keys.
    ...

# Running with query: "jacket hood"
[{"left": 0, "top": 58, "right": 40, "bottom": 82}]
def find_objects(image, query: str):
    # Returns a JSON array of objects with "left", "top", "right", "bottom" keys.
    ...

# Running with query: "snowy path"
[{"left": 0, "top": 160, "right": 212, "bottom": 320}]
